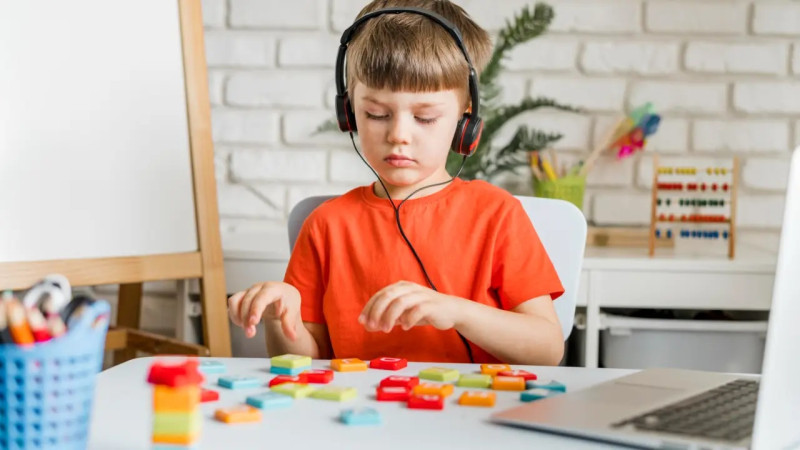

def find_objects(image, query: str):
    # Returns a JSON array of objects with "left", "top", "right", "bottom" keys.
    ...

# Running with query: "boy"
[{"left": 227, "top": 0, "right": 565, "bottom": 364}]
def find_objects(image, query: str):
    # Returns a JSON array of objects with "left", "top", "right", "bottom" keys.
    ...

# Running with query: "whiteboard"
[{"left": 0, "top": 0, "right": 198, "bottom": 263}]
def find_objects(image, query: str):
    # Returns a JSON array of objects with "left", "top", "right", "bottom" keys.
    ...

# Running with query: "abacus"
[{"left": 648, "top": 154, "right": 739, "bottom": 258}]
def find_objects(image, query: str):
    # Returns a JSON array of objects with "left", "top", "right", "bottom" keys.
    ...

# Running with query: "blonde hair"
[{"left": 345, "top": 0, "right": 492, "bottom": 109}]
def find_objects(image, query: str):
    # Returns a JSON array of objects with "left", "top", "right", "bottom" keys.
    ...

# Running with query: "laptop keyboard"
[{"left": 612, "top": 379, "right": 759, "bottom": 442}]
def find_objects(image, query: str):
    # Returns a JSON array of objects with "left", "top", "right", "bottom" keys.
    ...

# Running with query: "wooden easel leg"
[
  {"left": 114, "top": 282, "right": 143, "bottom": 365},
  {"left": 200, "top": 270, "right": 232, "bottom": 357}
]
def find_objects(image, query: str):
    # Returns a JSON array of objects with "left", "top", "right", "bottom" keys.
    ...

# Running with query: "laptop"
[{"left": 492, "top": 147, "right": 800, "bottom": 450}]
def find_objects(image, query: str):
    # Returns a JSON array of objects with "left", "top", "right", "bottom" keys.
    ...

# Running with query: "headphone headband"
[{"left": 334, "top": 7, "right": 480, "bottom": 120}]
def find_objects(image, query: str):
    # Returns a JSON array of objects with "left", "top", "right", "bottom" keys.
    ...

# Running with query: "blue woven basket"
[{"left": 0, "top": 301, "right": 110, "bottom": 450}]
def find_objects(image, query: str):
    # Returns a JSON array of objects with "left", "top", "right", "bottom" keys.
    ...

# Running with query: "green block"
[
  {"left": 271, "top": 354, "right": 312, "bottom": 369},
  {"left": 270, "top": 382, "right": 316, "bottom": 398},
  {"left": 419, "top": 367, "right": 459, "bottom": 382},
  {"left": 457, "top": 374, "right": 493, "bottom": 388},
  {"left": 309, "top": 386, "right": 357, "bottom": 402},
  {"left": 152, "top": 411, "right": 201, "bottom": 435}
]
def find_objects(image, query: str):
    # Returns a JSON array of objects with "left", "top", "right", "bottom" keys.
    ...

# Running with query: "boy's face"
[{"left": 352, "top": 83, "right": 463, "bottom": 190}]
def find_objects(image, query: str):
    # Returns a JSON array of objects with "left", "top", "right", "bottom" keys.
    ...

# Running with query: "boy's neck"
[{"left": 372, "top": 171, "right": 456, "bottom": 201}]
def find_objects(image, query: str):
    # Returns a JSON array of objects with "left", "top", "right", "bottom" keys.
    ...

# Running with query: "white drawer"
[{"left": 590, "top": 270, "right": 774, "bottom": 310}]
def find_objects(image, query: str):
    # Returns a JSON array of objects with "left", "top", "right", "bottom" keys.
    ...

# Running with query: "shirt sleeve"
[
  {"left": 283, "top": 216, "right": 327, "bottom": 324},
  {"left": 491, "top": 200, "right": 565, "bottom": 311}
]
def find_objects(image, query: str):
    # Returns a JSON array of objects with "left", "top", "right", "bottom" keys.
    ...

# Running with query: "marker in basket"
[
  {"left": 26, "top": 307, "right": 51, "bottom": 342},
  {"left": 4, "top": 292, "right": 34, "bottom": 346},
  {"left": 0, "top": 294, "right": 13, "bottom": 344},
  {"left": 24, "top": 283, "right": 67, "bottom": 339}
]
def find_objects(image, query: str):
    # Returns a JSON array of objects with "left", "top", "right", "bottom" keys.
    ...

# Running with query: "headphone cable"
[{"left": 349, "top": 131, "right": 475, "bottom": 363}]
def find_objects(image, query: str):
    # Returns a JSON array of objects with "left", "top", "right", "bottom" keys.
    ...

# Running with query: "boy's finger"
[
  {"left": 247, "top": 287, "right": 281, "bottom": 325},
  {"left": 380, "top": 294, "right": 418, "bottom": 332},
  {"left": 238, "top": 286, "right": 263, "bottom": 325},
  {"left": 399, "top": 304, "right": 427, "bottom": 331},
  {"left": 367, "top": 283, "right": 418, "bottom": 330},
  {"left": 245, "top": 324, "right": 256, "bottom": 338},
  {"left": 227, "top": 291, "right": 246, "bottom": 326}
]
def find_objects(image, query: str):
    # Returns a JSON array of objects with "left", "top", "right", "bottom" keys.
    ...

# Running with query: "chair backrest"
[{"left": 288, "top": 195, "right": 587, "bottom": 340}]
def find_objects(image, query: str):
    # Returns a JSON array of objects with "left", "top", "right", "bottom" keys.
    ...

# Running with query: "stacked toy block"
[{"left": 147, "top": 360, "right": 205, "bottom": 449}]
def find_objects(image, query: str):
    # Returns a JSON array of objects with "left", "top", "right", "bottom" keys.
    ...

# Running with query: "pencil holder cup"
[
  {"left": 533, "top": 174, "right": 586, "bottom": 210},
  {"left": 0, "top": 301, "right": 110, "bottom": 450}
]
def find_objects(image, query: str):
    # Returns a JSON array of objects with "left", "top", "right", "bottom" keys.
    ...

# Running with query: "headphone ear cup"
[
  {"left": 451, "top": 115, "right": 483, "bottom": 156},
  {"left": 335, "top": 94, "right": 358, "bottom": 132}
]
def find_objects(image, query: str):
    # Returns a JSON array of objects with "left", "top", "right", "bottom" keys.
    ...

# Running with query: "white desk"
[
  {"left": 88, "top": 357, "right": 635, "bottom": 449},
  {"left": 204, "top": 231, "right": 777, "bottom": 368}
]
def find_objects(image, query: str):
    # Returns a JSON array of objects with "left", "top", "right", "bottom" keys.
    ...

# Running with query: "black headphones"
[{"left": 334, "top": 7, "right": 484, "bottom": 157}]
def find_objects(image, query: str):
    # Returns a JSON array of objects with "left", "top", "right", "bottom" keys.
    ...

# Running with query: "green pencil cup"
[{"left": 533, "top": 174, "right": 586, "bottom": 210}]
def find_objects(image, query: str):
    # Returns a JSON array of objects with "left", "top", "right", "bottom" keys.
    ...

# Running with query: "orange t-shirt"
[{"left": 283, "top": 178, "right": 564, "bottom": 363}]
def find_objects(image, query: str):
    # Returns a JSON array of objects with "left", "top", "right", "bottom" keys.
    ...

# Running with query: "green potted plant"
[{"left": 316, "top": 2, "right": 580, "bottom": 183}]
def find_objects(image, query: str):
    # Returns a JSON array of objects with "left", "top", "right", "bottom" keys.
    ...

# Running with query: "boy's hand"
[
  {"left": 227, "top": 282, "right": 301, "bottom": 340},
  {"left": 358, "top": 281, "right": 463, "bottom": 332}
]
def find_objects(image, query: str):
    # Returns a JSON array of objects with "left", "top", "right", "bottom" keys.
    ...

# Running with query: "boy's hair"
[{"left": 346, "top": 0, "right": 492, "bottom": 109}]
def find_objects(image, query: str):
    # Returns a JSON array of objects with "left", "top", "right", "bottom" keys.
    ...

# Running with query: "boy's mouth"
[{"left": 384, "top": 154, "right": 415, "bottom": 168}]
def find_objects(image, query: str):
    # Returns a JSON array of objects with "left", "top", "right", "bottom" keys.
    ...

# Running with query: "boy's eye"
[
  {"left": 365, "top": 112, "right": 388, "bottom": 120},
  {"left": 415, "top": 116, "right": 437, "bottom": 124}
]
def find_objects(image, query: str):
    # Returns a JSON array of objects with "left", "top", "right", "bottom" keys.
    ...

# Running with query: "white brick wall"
[{"left": 201, "top": 0, "right": 797, "bottom": 234}]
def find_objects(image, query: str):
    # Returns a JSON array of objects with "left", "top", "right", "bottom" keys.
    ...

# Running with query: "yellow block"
[
  {"left": 152, "top": 411, "right": 201, "bottom": 435},
  {"left": 153, "top": 385, "right": 200, "bottom": 412},
  {"left": 412, "top": 383, "right": 454, "bottom": 398},
  {"left": 458, "top": 391, "right": 496, "bottom": 407},
  {"left": 331, "top": 358, "right": 367, "bottom": 372},
  {"left": 492, "top": 376, "right": 526, "bottom": 391},
  {"left": 480, "top": 364, "right": 510, "bottom": 376},
  {"left": 271, "top": 354, "right": 312, "bottom": 369},
  {"left": 152, "top": 432, "right": 198, "bottom": 445}
]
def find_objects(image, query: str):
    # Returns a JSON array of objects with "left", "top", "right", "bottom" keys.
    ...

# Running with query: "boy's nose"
[{"left": 387, "top": 116, "right": 411, "bottom": 145}]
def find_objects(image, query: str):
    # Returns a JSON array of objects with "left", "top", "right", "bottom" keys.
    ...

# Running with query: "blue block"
[
  {"left": 525, "top": 379, "right": 566, "bottom": 392},
  {"left": 340, "top": 408, "right": 381, "bottom": 426},
  {"left": 520, "top": 388, "right": 558, "bottom": 403},
  {"left": 270, "top": 365, "right": 307, "bottom": 375},
  {"left": 246, "top": 392, "right": 293, "bottom": 409},
  {"left": 218, "top": 376, "right": 262, "bottom": 389},
  {"left": 198, "top": 360, "right": 226, "bottom": 374}
]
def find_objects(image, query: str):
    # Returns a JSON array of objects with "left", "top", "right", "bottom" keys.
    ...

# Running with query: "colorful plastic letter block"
[
  {"left": 269, "top": 374, "right": 307, "bottom": 387},
  {"left": 340, "top": 408, "right": 381, "bottom": 426},
  {"left": 198, "top": 360, "right": 226, "bottom": 375},
  {"left": 152, "top": 432, "right": 198, "bottom": 445},
  {"left": 152, "top": 411, "right": 201, "bottom": 435},
  {"left": 526, "top": 379, "right": 566, "bottom": 393},
  {"left": 458, "top": 391, "right": 496, "bottom": 407},
  {"left": 218, "top": 376, "right": 262, "bottom": 389},
  {"left": 407, "top": 394, "right": 444, "bottom": 410},
  {"left": 412, "top": 383, "right": 454, "bottom": 398},
  {"left": 271, "top": 354, "right": 312, "bottom": 369},
  {"left": 153, "top": 386, "right": 200, "bottom": 412},
  {"left": 147, "top": 360, "right": 204, "bottom": 388},
  {"left": 369, "top": 357, "right": 408, "bottom": 370},
  {"left": 520, "top": 388, "right": 557, "bottom": 402},
  {"left": 246, "top": 392, "right": 293, "bottom": 409},
  {"left": 214, "top": 405, "right": 262, "bottom": 424},
  {"left": 497, "top": 369, "right": 537, "bottom": 381},
  {"left": 301, "top": 369, "right": 334, "bottom": 384},
  {"left": 376, "top": 386, "right": 411, "bottom": 402},
  {"left": 200, "top": 388, "right": 219, "bottom": 403},
  {"left": 379, "top": 376, "right": 419, "bottom": 389},
  {"left": 492, "top": 376, "right": 526, "bottom": 391},
  {"left": 310, "top": 386, "right": 357, "bottom": 401},
  {"left": 480, "top": 364, "right": 511, "bottom": 376},
  {"left": 270, "top": 382, "right": 315, "bottom": 398},
  {"left": 457, "top": 374, "right": 493, "bottom": 389},
  {"left": 270, "top": 365, "right": 305, "bottom": 376},
  {"left": 331, "top": 358, "right": 368, "bottom": 372},
  {"left": 418, "top": 367, "right": 459, "bottom": 382}
]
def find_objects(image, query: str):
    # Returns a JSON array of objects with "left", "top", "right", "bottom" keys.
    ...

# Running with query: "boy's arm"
[
  {"left": 454, "top": 294, "right": 564, "bottom": 365},
  {"left": 264, "top": 319, "right": 332, "bottom": 359}
]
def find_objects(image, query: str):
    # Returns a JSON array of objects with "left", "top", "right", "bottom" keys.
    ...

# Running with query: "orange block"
[
  {"left": 458, "top": 391, "right": 496, "bottom": 407},
  {"left": 331, "top": 358, "right": 368, "bottom": 372},
  {"left": 152, "top": 433, "right": 198, "bottom": 445},
  {"left": 153, "top": 385, "right": 200, "bottom": 412},
  {"left": 214, "top": 405, "right": 262, "bottom": 424},
  {"left": 492, "top": 376, "right": 526, "bottom": 391},
  {"left": 412, "top": 383, "right": 454, "bottom": 398},
  {"left": 480, "top": 364, "right": 511, "bottom": 376}
]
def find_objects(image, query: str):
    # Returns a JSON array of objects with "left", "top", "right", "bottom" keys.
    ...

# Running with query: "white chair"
[{"left": 288, "top": 195, "right": 587, "bottom": 340}]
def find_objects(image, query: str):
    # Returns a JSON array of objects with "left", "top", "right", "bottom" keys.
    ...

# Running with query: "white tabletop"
[{"left": 88, "top": 357, "right": 635, "bottom": 449}]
